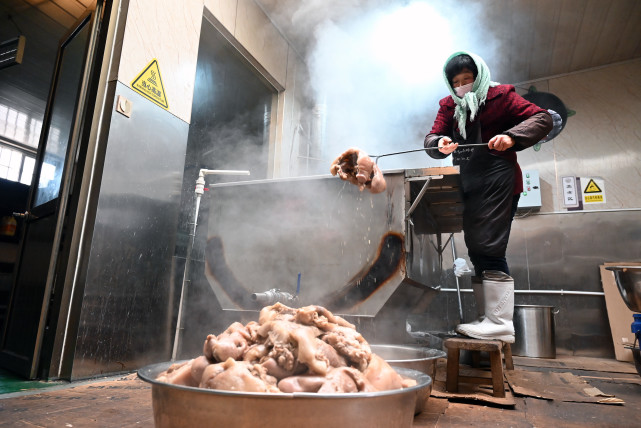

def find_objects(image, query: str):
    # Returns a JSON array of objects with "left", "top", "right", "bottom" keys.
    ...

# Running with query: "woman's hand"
[
  {"left": 438, "top": 136, "right": 458, "bottom": 154},
  {"left": 488, "top": 134, "right": 515, "bottom": 151}
]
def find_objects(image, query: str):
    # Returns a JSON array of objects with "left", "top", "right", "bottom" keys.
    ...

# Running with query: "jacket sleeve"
[
  {"left": 499, "top": 88, "right": 554, "bottom": 151},
  {"left": 505, "top": 111, "right": 553, "bottom": 151},
  {"left": 424, "top": 98, "right": 454, "bottom": 160},
  {"left": 424, "top": 133, "right": 448, "bottom": 159}
]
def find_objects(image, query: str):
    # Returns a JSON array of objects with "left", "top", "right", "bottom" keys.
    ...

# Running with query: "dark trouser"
[{"left": 468, "top": 194, "right": 520, "bottom": 277}]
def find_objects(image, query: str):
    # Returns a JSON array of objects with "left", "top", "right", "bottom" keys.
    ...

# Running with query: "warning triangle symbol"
[
  {"left": 584, "top": 179, "right": 602, "bottom": 193},
  {"left": 131, "top": 59, "right": 169, "bottom": 109}
]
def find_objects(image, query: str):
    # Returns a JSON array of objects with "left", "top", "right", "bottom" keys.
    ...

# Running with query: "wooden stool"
[{"left": 444, "top": 337, "right": 514, "bottom": 398}]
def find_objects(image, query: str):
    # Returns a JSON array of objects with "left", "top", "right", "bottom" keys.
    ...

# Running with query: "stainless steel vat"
[
  {"left": 138, "top": 361, "right": 432, "bottom": 428},
  {"left": 204, "top": 167, "right": 463, "bottom": 317},
  {"left": 513, "top": 305, "right": 557, "bottom": 358}
]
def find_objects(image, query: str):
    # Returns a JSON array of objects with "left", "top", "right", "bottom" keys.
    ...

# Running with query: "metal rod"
[
  {"left": 171, "top": 193, "right": 201, "bottom": 361},
  {"left": 440, "top": 288, "right": 605, "bottom": 296},
  {"left": 405, "top": 177, "right": 432, "bottom": 219},
  {"left": 450, "top": 235, "right": 464, "bottom": 321},
  {"left": 373, "top": 144, "right": 487, "bottom": 164}
]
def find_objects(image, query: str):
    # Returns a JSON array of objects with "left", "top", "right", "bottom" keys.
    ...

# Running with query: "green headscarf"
[{"left": 443, "top": 51, "right": 499, "bottom": 139}]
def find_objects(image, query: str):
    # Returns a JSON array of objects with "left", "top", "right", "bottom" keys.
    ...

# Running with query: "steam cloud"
[{"left": 291, "top": 0, "right": 500, "bottom": 171}]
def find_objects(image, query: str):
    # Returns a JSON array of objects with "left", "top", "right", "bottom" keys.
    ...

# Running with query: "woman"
[{"left": 424, "top": 51, "right": 552, "bottom": 343}]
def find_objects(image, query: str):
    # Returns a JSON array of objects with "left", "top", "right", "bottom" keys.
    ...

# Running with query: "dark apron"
[{"left": 452, "top": 120, "right": 515, "bottom": 257}]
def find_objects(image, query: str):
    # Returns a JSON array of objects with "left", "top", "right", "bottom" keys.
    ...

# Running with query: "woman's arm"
[
  {"left": 504, "top": 111, "right": 553, "bottom": 151},
  {"left": 498, "top": 88, "right": 553, "bottom": 151}
]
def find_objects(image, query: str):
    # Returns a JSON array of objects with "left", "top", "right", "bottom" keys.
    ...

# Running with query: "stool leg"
[
  {"left": 489, "top": 350, "right": 505, "bottom": 398},
  {"left": 503, "top": 343, "right": 514, "bottom": 370},
  {"left": 446, "top": 347, "right": 460, "bottom": 393}
]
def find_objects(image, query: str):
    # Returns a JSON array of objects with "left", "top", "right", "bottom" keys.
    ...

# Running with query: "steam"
[
  {"left": 296, "top": 0, "right": 499, "bottom": 171},
  {"left": 202, "top": 111, "right": 269, "bottom": 183},
  {"left": 189, "top": 1, "right": 506, "bottom": 344}
]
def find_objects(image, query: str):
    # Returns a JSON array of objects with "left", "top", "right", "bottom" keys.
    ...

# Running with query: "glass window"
[
  {"left": 0, "top": 144, "right": 36, "bottom": 185},
  {"left": 0, "top": 104, "right": 42, "bottom": 149},
  {"left": 0, "top": 145, "right": 11, "bottom": 166},
  {"left": 20, "top": 156, "right": 35, "bottom": 185},
  {"left": 33, "top": 20, "right": 90, "bottom": 207}
]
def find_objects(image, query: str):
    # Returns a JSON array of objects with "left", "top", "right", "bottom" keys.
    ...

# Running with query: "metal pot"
[
  {"left": 370, "top": 344, "right": 444, "bottom": 414},
  {"left": 138, "top": 361, "right": 431, "bottom": 428},
  {"left": 513, "top": 305, "right": 558, "bottom": 358}
]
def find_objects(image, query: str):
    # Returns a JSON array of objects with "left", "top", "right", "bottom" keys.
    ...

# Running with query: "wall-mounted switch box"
[{"left": 517, "top": 170, "right": 541, "bottom": 210}]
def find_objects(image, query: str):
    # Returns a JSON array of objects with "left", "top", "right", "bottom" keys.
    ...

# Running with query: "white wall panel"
[
  {"left": 235, "top": 0, "right": 288, "bottom": 87},
  {"left": 515, "top": 59, "right": 641, "bottom": 212},
  {"left": 204, "top": 0, "right": 238, "bottom": 35}
]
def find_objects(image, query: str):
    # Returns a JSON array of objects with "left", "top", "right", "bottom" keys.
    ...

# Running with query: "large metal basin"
[
  {"left": 370, "top": 344, "right": 445, "bottom": 413},
  {"left": 138, "top": 361, "right": 431, "bottom": 428},
  {"left": 606, "top": 266, "right": 641, "bottom": 312}
]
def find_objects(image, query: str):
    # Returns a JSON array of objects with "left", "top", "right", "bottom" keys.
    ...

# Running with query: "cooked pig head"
[{"left": 330, "top": 147, "right": 386, "bottom": 194}]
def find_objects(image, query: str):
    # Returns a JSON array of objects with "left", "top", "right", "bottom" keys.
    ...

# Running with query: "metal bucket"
[{"left": 513, "top": 305, "right": 557, "bottom": 358}]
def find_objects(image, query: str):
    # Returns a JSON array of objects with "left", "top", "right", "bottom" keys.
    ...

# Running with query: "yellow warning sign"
[
  {"left": 131, "top": 59, "right": 168, "bottom": 109},
  {"left": 583, "top": 179, "right": 602, "bottom": 193},
  {"left": 580, "top": 177, "right": 605, "bottom": 204}
]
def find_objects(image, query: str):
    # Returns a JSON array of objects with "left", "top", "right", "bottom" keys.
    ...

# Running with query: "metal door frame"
[{"left": 0, "top": 4, "right": 103, "bottom": 379}]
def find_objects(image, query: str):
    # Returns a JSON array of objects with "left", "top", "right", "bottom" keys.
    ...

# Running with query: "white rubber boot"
[
  {"left": 469, "top": 276, "right": 485, "bottom": 325},
  {"left": 456, "top": 270, "right": 515, "bottom": 343}
]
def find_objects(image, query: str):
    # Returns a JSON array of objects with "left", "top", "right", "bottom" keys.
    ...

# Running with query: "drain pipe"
[
  {"left": 440, "top": 288, "right": 604, "bottom": 296},
  {"left": 171, "top": 168, "right": 250, "bottom": 361}
]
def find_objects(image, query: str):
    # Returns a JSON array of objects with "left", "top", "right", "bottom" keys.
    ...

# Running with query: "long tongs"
[{"left": 372, "top": 143, "right": 488, "bottom": 164}]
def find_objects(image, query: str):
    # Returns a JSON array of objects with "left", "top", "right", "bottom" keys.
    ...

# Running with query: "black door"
[{"left": 0, "top": 9, "right": 98, "bottom": 379}]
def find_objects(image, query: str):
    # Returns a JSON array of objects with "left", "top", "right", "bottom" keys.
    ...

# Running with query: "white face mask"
[{"left": 454, "top": 82, "right": 474, "bottom": 97}]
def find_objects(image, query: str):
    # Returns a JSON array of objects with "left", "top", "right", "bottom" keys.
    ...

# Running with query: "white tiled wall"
[{"left": 114, "top": 0, "right": 308, "bottom": 180}]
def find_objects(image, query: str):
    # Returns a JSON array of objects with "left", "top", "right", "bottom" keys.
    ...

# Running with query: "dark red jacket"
[{"left": 425, "top": 84, "right": 552, "bottom": 194}]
